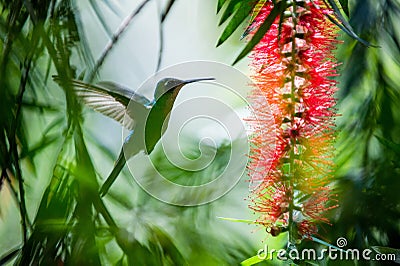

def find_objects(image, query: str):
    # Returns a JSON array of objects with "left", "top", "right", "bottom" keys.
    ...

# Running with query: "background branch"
[{"left": 87, "top": 0, "right": 152, "bottom": 82}]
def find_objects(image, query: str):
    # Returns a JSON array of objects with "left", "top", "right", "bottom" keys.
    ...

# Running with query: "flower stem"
[{"left": 288, "top": 0, "right": 299, "bottom": 248}]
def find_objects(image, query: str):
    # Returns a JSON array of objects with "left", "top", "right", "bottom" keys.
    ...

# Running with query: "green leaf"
[
  {"left": 233, "top": 1, "right": 284, "bottom": 65},
  {"left": 240, "top": 255, "right": 266, "bottom": 266},
  {"left": 241, "top": 0, "right": 268, "bottom": 39},
  {"left": 375, "top": 136, "right": 400, "bottom": 156},
  {"left": 338, "top": 0, "right": 349, "bottom": 17},
  {"left": 217, "top": 0, "right": 227, "bottom": 13},
  {"left": 217, "top": 217, "right": 259, "bottom": 224},
  {"left": 324, "top": 0, "right": 378, "bottom": 47},
  {"left": 218, "top": 0, "right": 241, "bottom": 26},
  {"left": 0, "top": 247, "right": 21, "bottom": 265},
  {"left": 216, "top": 1, "right": 257, "bottom": 46},
  {"left": 371, "top": 246, "right": 400, "bottom": 263},
  {"left": 150, "top": 226, "right": 186, "bottom": 265},
  {"left": 303, "top": 261, "right": 320, "bottom": 266},
  {"left": 20, "top": 134, "right": 60, "bottom": 161}
]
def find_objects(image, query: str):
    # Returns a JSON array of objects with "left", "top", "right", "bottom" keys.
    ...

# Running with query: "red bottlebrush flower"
[
  {"left": 297, "top": 220, "right": 318, "bottom": 239},
  {"left": 249, "top": 184, "right": 291, "bottom": 226},
  {"left": 247, "top": 0, "right": 339, "bottom": 241}
]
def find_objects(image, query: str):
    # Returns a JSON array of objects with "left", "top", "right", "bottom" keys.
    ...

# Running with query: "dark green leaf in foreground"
[
  {"left": 218, "top": 0, "right": 242, "bottom": 26},
  {"left": 216, "top": 1, "right": 258, "bottom": 47},
  {"left": 217, "top": 0, "right": 227, "bottom": 13},
  {"left": 233, "top": 0, "right": 284, "bottom": 65},
  {"left": 338, "top": 0, "right": 349, "bottom": 17}
]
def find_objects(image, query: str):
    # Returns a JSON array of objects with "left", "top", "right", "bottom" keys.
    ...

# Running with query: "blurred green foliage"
[
  {"left": 1, "top": 0, "right": 400, "bottom": 265},
  {"left": 0, "top": 0, "right": 256, "bottom": 265},
  {"left": 329, "top": 0, "right": 400, "bottom": 260}
]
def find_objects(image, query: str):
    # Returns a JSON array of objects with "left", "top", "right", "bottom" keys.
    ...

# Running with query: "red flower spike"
[{"left": 247, "top": 0, "right": 339, "bottom": 241}]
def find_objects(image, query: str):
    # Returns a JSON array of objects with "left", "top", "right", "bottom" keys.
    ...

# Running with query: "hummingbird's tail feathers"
[{"left": 99, "top": 149, "right": 126, "bottom": 197}]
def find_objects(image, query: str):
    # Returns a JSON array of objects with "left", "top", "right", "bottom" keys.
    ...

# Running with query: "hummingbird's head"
[{"left": 154, "top": 77, "right": 215, "bottom": 101}]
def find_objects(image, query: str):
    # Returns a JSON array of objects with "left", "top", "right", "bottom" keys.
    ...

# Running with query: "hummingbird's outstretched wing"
[{"left": 54, "top": 77, "right": 152, "bottom": 129}]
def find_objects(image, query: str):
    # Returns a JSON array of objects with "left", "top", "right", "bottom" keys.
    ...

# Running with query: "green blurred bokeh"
[{"left": 1, "top": 0, "right": 400, "bottom": 265}]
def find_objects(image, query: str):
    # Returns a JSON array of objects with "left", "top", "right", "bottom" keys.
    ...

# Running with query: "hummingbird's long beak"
[{"left": 182, "top": 77, "right": 215, "bottom": 84}]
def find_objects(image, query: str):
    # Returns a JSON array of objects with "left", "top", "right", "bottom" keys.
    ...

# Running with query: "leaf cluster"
[{"left": 216, "top": 0, "right": 372, "bottom": 64}]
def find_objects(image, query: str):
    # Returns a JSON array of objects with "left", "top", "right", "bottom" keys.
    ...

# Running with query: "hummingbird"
[{"left": 54, "top": 76, "right": 214, "bottom": 196}]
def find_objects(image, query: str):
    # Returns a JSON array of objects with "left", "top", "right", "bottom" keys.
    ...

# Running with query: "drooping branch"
[{"left": 87, "top": 0, "right": 152, "bottom": 82}]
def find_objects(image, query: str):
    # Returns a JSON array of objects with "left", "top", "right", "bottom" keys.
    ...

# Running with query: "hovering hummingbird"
[{"left": 54, "top": 76, "right": 214, "bottom": 196}]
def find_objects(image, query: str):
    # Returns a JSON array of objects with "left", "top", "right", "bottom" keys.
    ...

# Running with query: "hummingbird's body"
[{"left": 55, "top": 76, "right": 214, "bottom": 196}]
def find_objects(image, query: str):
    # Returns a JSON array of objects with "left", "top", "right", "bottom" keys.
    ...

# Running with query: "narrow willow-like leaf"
[
  {"left": 233, "top": 1, "right": 283, "bottom": 65},
  {"left": 375, "top": 136, "right": 400, "bottom": 156},
  {"left": 218, "top": 0, "right": 241, "bottom": 26},
  {"left": 18, "top": 148, "right": 75, "bottom": 264},
  {"left": 324, "top": 0, "right": 377, "bottom": 47},
  {"left": 217, "top": 0, "right": 227, "bottom": 13},
  {"left": 21, "top": 100, "right": 58, "bottom": 112},
  {"left": 20, "top": 134, "right": 59, "bottom": 161},
  {"left": 150, "top": 226, "right": 186, "bottom": 264},
  {"left": 338, "top": 0, "right": 349, "bottom": 16},
  {"left": 241, "top": 0, "right": 267, "bottom": 39},
  {"left": 0, "top": 247, "right": 21, "bottom": 265},
  {"left": 217, "top": 217, "right": 259, "bottom": 224},
  {"left": 240, "top": 255, "right": 266, "bottom": 266},
  {"left": 304, "top": 261, "right": 320, "bottom": 266},
  {"left": 330, "top": 0, "right": 349, "bottom": 17},
  {"left": 161, "top": 0, "right": 176, "bottom": 22},
  {"left": 324, "top": 14, "right": 373, "bottom": 47},
  {"left": 216, "top": 1, "right": 257, "bottom": 46},
  {"left": 70, "top": 130, "right": 102, "bottom": 265}
]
